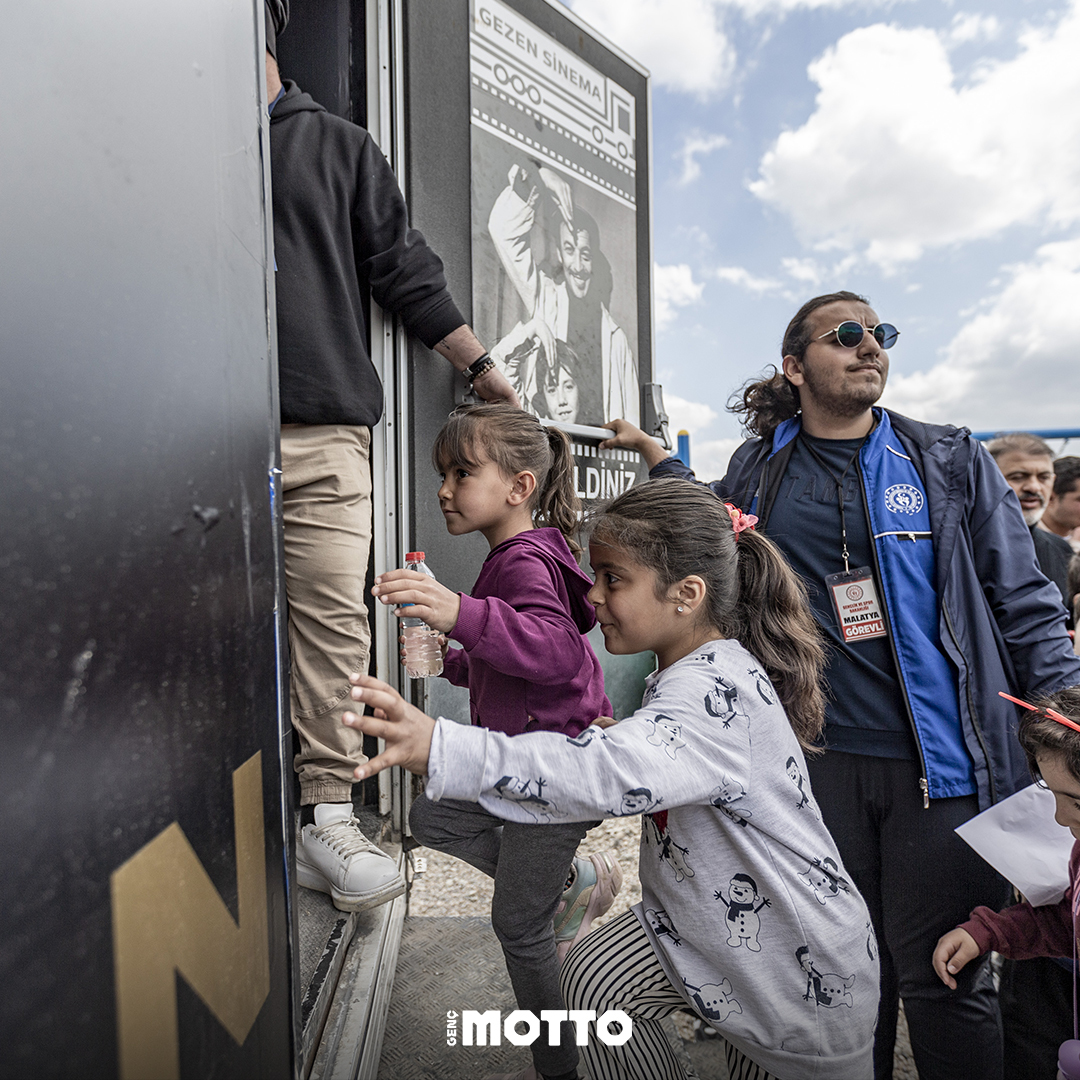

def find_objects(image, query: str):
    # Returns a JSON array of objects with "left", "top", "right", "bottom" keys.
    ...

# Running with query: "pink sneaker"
[{"left": 554, "top": 851, "right": 622, "bottom": 963}]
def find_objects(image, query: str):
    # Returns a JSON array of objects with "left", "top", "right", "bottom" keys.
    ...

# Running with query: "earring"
[{"left": 677, "top": 605, "right": 685, "bottom": 613}]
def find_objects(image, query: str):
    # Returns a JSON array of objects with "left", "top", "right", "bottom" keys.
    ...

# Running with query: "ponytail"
[
  {"left": 431, "top": 403, "right": 582, "bottom": 552},
  {"left": 590, "top": 479, "right": 825, "bottom": 751},
  {"left": 729, "top": 528, "right": 825, "bottom": 750},
  {"left": 536, "top": 425, "right": 582, "bottom": 553}
]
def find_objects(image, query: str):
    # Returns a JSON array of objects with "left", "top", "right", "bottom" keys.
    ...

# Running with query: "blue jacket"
[{"left": 654, "top": 409, "right": 1080, "bottom": 809}]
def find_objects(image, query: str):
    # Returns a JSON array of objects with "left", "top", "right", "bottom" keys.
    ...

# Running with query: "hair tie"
[{"left": 724, "top": 502, "right": 758, "bottom": 539}]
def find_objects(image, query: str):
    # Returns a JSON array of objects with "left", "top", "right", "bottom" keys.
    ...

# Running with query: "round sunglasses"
[{"left": 816, "top": 321, "right": 900, "bottom": 349}]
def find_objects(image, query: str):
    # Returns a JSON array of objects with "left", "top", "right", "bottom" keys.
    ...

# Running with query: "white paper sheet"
[{"left": 954, "top": 782, "right": 1075, "bottom": 906}]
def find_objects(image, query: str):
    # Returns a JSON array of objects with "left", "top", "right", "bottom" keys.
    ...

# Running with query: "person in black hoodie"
[{"left": 263, "top": 1, "right": 519, "bottom": 913}]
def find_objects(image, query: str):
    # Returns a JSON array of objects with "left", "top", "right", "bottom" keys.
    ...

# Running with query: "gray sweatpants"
[{"left": 410, "top": 793, "right": 596, "bottom": 1078}]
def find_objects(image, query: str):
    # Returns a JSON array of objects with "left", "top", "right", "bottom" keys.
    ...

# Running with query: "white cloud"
[
  {"left": 778, "top": 254, "right": 864, "bottom": 293},
  {"left": 675, "top": 224, "right": 715, "bottom": 252},
  {"left": 563, "top": 0, "right": 897, "bottom": 98},
  {"left": 721, "top": 0, "right": 884, "bottom": 13},
  {"left": 781, "top": 256, "right": 824, "bottom": 286},
  {"left": 749, "top": 5, "right": 1080, "bottom": 268},
  {"left": 945, "top": 12, "right": 1001, "bottom": 46},
  {"left": 664, "top": 393, "right": 720, "bottom": 435},
  {"left": 677, "top": 132, "right": 730, "bottom": 185},
  {"left": 567, "top": 0, "right": 736, "bottom": 97},
  {"left": 655, "top": 262, "right": 705, "bottom": 329},
  {"left": 712, "top": 265, "right": 783, "bottom": 293},
  {"left": 685, "top": 437, "right": 745, "bottom": 480},
  {"left": 880, "top": 237, "right": 1080, "bottom": 429}
]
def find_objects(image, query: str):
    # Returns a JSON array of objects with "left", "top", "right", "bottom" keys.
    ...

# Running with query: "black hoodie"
[{"left": 269, "top": 82, "right": 465, "bottom": 426}]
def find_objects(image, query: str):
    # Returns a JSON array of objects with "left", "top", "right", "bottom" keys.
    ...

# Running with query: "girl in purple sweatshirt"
[{"left": 371, "top": 403, "right": 621, "bottom": 1080}]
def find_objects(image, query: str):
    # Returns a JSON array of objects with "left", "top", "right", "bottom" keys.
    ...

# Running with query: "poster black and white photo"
[{"left": 470, "top": 0, "right": 640, "bottom": 428}]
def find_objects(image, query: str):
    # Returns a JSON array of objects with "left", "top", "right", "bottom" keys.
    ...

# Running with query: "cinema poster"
[{"left": 469, "top": 0, "right": 641, "bottom": 430}]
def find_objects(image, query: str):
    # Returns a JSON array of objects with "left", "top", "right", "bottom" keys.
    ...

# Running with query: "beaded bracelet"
[{"left": 464, "top": 354, "right": 495, "bottom": 382}]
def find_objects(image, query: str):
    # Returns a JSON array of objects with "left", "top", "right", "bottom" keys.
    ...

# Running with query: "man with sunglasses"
[{"left": 602, "top": 290, "right": 1080, "bottom": 1080}]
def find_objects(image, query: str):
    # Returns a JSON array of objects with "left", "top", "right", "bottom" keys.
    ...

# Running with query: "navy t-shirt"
[{"left": 765, "top": 434, "right": 916, "bottom": 759}]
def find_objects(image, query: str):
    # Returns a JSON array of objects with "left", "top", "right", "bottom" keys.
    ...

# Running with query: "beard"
[{"left": 800, "top": 361, "right": 886, "bottom": 419}]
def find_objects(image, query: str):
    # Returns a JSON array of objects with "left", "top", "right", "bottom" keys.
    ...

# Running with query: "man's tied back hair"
[
  {"left": 985, "top": 432, "right": 1054, "bottom": 461},
  {"left": 728, "top": 290, "right": 869, "bottom": 440}
]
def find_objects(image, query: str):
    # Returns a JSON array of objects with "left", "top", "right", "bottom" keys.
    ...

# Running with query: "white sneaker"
[{"left": 296, "top": 804, "right": 405, "bottom": 912}]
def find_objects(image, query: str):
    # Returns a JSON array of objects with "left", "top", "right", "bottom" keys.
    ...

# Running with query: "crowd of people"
[{"left": 263, "top": 2, "right": 1080, "bottom": 1077}]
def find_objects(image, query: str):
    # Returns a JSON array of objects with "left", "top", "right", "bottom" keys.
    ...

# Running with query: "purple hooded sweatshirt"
[{"left": 442, "top": 528, "right": 611, "bottom": 738}]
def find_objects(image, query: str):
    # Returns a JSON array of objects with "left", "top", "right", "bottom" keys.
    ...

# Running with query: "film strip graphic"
[
  {"left": 570, "top": 444, "right": 637, "bottom": 462},
  {"left": 470, "top": 0, "right": 637, "bottom": 208},
  {"left": 470, "top": 88, "right": 634, "bottom": 207}
]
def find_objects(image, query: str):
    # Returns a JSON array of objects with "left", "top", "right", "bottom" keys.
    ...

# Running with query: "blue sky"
[{"left": 561, "top": 0, "right": 1080, "bottom": 477}]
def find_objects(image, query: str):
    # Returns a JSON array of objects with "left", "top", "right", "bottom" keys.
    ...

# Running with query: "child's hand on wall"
[{"left": 344, "top": 674, "right": 437, "bottom": 779}]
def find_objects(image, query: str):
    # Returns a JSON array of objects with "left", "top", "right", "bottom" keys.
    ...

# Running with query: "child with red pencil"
[{"left": 933, "top": 688, "right": 1080, "bottom": 1080}]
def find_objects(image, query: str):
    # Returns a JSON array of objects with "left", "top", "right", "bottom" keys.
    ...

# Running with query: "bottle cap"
[{"left": 405, "top": 551, "right": 425, "bottom": 561}]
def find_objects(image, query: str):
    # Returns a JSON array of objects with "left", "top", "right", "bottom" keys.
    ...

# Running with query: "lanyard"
[{"left": 798, "top": 433, "right": 870, "bottom": 573}]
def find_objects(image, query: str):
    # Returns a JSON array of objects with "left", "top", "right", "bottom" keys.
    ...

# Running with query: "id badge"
[{"left": 825, "top": 567, "right": 888, "bottom": 643}]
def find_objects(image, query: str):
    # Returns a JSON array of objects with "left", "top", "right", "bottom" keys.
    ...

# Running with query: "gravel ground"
[
  {"left": 407, "top": 814, "right": 642, "bottom": 923},
  {"left": 405, "top": 814, "right": 917, "bottom": 1079}
]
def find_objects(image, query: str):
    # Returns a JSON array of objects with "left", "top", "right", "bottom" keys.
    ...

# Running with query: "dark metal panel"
[{"left": 0, "top": 2, "right": 292, "bottom": 1077}]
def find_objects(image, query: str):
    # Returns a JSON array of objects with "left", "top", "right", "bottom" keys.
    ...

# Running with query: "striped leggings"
[{"left": 560, "top": 909, "right": 777, "bottom": 1080}]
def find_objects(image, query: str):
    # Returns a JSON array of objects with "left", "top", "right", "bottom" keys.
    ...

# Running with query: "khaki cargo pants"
[{"left": 281, "top": 424, "right": 372, "bottom": 804}]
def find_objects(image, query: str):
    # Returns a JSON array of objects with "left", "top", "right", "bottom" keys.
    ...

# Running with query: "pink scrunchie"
[{"left": 724, "top": 502, "right": 759, "bottom": 539}]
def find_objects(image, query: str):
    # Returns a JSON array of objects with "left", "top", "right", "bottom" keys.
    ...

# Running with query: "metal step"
[
  {"left": 378, "top": 915, "right": 529, "bottom": 1079},
  {"left": 296, "top": 806, "right": 404, "bottom": 1080},
  {"left": 309, "top": 871, "right": 406, "bottom": 1080}
]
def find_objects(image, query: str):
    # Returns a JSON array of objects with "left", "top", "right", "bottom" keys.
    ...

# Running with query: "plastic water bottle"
[{"left": 402, "top": 551, "right": 443, "bottom": 679}]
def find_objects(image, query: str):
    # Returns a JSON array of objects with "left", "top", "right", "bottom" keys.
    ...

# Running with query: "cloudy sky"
[{"left": 560, "top": 0, "right": 1080, "bottom": 477}]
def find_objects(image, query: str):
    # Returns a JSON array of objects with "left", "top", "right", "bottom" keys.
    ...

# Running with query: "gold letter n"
[{"left": 111, "top": 752, "right": 271, "bottom": 1080}]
